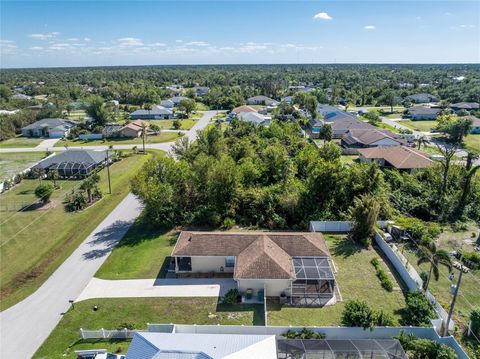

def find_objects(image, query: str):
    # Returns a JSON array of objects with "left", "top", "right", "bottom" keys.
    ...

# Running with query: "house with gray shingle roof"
[
  {"left": 130, "top": 106, "right": 173, "bottom": 120},
  {"left": 171, "top": 231, "right": 337, "bottom": 306},
  {"left": 405, "top": 93, "right": 438, "bottom": 104},
  {"left": 246, "top": 95, "right": 279, "bottom": 107},
  {"left": 408, "top": 107, "right": 440, "bottom": 120},
  {"left": 33, "top": 149, "right": 106, "bottom": 177},
  {"left": 21, "top": 118, "right": 78, "bottom": 138}
]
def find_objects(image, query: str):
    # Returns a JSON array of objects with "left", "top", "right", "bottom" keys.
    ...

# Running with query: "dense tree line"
[{"left": 131, "top": 120, "right": 479, "bottom": 229}]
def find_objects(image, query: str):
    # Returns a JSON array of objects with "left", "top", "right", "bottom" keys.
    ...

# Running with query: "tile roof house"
[
  {"left": 33, "top": 149, "right": 106, "bottom": 177},
  {"left": 172, "top": 231, "right": 337, "bottom": 306},
  {"left": 130, "top": 106, "right": 173, "bottom": 120},
  {"left": 246, "top": 95, "right": 279, "bottom": 106},
  {"left": 126, "top": 332, "right": 277, "bottom": 359},
  {"left": 231, "top": 105, "right": 257, "bottom": 115},
  {"left": 357, "top": 146, "right": 434, "bottom": 171},
  {"left": 21, "top": 118, "right": 78, "bottom": 138},
  {"left": 341, "top": 128, "right": 404, "bottom": 149},
  {"left": 405, "top": 93, "right": 438, "bottom": 104},
  {"left": 408, "top": 107, "right": 440, "bottom": 120},
  {"left": 119, "top": 120, "right": 150, "bottom": 138}
]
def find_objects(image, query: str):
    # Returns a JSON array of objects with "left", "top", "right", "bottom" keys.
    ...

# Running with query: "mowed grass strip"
[
  {"left": 0, "top": 151, "right": 47, "bottom": 182},
  {"left": 95, "top": 217, "right": 177, "bottom": 280},
  {"left": 0, "top": 153, "right": 153, "bottom": 310},
  {"left": 267, "top": 235, "right": 406, "bottom": 326},
  {"left": 34, "top": 297, "right": 264, "bottom": 358},
  {"left": 0, "top": 136, "right": 43, "bottom": 148},
  {"left": 149, "top": 119, "right": 196, "bottom": 130},
  {"left": 54, "top": 132, "right": 181, "bottom": 148},
  {"left": 398, "top": 120, "right": 438, "bottom": 132}
]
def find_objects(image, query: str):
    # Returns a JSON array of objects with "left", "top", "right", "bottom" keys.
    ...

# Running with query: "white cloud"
[
  {"left": 185, "top": 41, "right": 209, "bottom": 46},
  {"left": 175, "top": 40, "right": 183, "bottom": 43},
  {"left": 84, "top": 37, "right": 91, "bottom": 42},
  {"left": 364, "top": 25, "right": 376, "bottom": 30},
  {"left": 28, "top": 32, "right": 59, "bottom": 40},
  {"left": 0, "top": 40, "right": 17, "bottom": 54},
  {"left": 313, "top": 12, "right": 332, "bottom": 20},
  {"left": 117, "top": 37, "right": 143, "bottom": 46},
  {"left": 459, "top": 24, "right": 476, "bottom": 28},
  {"left": 30, "top": 46, "right": 43, "bottom": 50},
  {"left": 148, "top": 42, "right": 166, "bottom": 47},
  {"left": 67, "top": 38, "right": 79, "bottom": 41}
]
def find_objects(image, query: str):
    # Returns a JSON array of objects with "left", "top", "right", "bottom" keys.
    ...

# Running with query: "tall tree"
[
  {"left": 85, "top": 97, "right": 111, "bottom": 127},
  {"left": 349, "top": 194, "right": 380, "bottom": 247},
  {"left": 417, "top": 242, "right": 452, "bottom": 291}
]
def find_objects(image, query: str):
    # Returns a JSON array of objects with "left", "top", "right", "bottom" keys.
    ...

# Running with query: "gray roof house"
[
  {"left": 194, "top": 86, "right": 210, "bottom": 97},
  {"left": 341, "top": 128, "right": 404, "bottom": 149},
  {"left": 408, "top": 107, "right": 440, "bottom": 120},
  {"left": 33, "top": 149, "right": 106, "bottom": 177},
  {"left": 21, "top": 118, "right": 78, "bottom": 138},
  {"left": 131, "top": 106, "right": 173, "bottom": 120},
  {"left": 450, "top": 102, "right": 480, "bottom": 111},
  {"left": 405, "top": 93, "right": 438, "bottom": 104},
  {"left": 160, "top": 99, "right": 175, "bottom": 109},
  {"left": 237, "top": 112, "right": 272, "bottom": 126},
  {"left": 169, "top": 96, "right": 189, "bottom": 105},
  {"left": 247, "top": 95, "right": 279, "bottom": 106}
]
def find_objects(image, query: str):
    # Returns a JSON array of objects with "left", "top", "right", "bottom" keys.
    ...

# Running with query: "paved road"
[
  {"left": 76, "top": 278, "right": 236, "bottom": 302},
  {"left": 0, "top": 194, "right": 143, "bottom": 359},
  {"left": 381, "top": 117, "right": 428, "bottom": 138},
  {"left": 0, "top": 111, "right": 217, "bottom": 358},
  {"left": 0, "top": 110, "right": 217, "bottom": 154}
]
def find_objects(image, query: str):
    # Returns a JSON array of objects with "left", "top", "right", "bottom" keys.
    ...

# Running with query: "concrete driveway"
[{"left": 76, "top": 278, "right": 237, "bottom": 302}]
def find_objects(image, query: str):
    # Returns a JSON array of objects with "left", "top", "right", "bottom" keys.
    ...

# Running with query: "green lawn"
[
  {"left": 341, "top": 155, "right": 358, "bottom": 166},
  {"left": 399, "top": 120, "right": 438, "bottom": 132},
  {"left": 54, "top": 132, "right": 181, "bottom": 148},
  {"left": 96, "top": 216, "right": 177, "bottom": 279},
  {"left": 267, "top": 235, "right": 406, "bottom": 326},
  {"left": 383, "top": 113, "right": 404, "bottom": 119},
  {"left": 195, "top": 102, "right": 209, "bottom": 111},
  {"left": 0, "top": 136, "right": 43, "bottom": 149},
  {"left": 0, "top": 153, "right": 155, "bottom": 310},
  {"left": 149, "top": 119, "right": 196, "bottom": 130},
  {"left": 374, "top": 121, "right": 401, "bottom": 133},
  {"left": 464, "top": 135, "right": 480, "bottom": 151},
  {"left": 34, "top": 297, "right": 263, "bottom": 358},
  {"left": 0, "top": 152, "right": 48, "bottom": 182}
]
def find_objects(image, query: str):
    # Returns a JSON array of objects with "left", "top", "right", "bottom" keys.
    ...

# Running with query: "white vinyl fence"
[{"left": 80, "top": 328, "right": 136, "bottom": 340}]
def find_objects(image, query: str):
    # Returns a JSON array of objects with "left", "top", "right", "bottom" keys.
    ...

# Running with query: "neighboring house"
[
  {"left": 169, "top": 96, "right": 189, "bottom": 106},
  {"left": 108, "top": 100, "right": 119, "bottom": 107},
  {"left": 11, "top": 93, "right": 32, "bottom": 101},
  {"left": 450, "top": 102, "right": 480, "bottom": 112},
  {"left": 357, "top": 146, "right": 434, "bottom": 171},
  {"left": 33, "top": 149, "right": 106, "bottom": 177},
  {"left": 119, "top": 120, "right": 149, "bottom": 138},
  {"left": 194, "top": 86, "right": 210, "bottom": 97},
  {"left": 172, "top": 231, "right": 337, "bottom": 306},
  {"left": 466, "top": 116, "right": 480, "bottom": 134},
  {"left": 166, "top": 85, "right": 183, "bottom": 95},
  {"left": 130, "top": 105, "right": 173, "bottom": 120},
  {"left": 126, "top": 332, "right": 277, "bottom": 359},
  {"left": 246, "top": 95, "right": 279, "bottom": 106},
  {"left": 160, "top": 99, "right": 175, "bottom": 109},
  {"left": 408, "top": 107, "right": 440, "bottom": 120},
  {"left": 237, "top": 112, "right": 272, "bottom": 126},
  {"left": 308, "top": 118, "right": 323, "bottom": 138},
  {"left": 317, "top": 104, "right": 358, "bottom": 122},
  {"left": 231, "top": 105, "right": 257, "bottom": 115},
  {"left": 102, "top": 123, "right": 123, "bottom": 138},
  {"left": 404, "top": 93, "right": 438, "bottom": 104},
  {"left": 341, "top": 128, "right": 404, "bottom": 149},
  {"left": 21, "top": 118, "right": 77, "bottom": 138},
  {"left": 281, "top": 95, "right": 294, "bottom": 104},
  {"left": 327, "top": 117, "right": 374, "bottom": 139}
]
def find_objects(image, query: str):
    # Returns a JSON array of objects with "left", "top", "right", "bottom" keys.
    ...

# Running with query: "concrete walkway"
[
  {"left": 76, "top": 278, "right": 237, "bottom": 302},
  {"left": 0, "top": 194, "right": 143, "bottom": 359},
  {"left": 35, "top": 137, "right": 61, "bottom": 149}
]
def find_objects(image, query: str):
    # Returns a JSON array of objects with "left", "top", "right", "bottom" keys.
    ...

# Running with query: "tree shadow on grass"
[
  {"left": 329, "top": 236, "right": 363, "bottom": 258},
  {"left": 215, "top": 302, "right": 265, "bottom": 326}
]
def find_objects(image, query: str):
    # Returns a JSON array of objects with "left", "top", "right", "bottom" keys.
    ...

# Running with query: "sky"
[{"left": 0, "top": 1, "right": 479, "bottom": 68}]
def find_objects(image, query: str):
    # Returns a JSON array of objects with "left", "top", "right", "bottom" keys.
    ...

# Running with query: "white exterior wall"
[
  {"left": 237, "top": 279, "right": 291, "bottom": 296},
  {"left": 190, "top": 256, "right": 234, "bottom": 273}
]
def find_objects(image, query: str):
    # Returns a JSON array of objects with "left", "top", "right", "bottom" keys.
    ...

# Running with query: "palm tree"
[
  {"left": 417, "top": 242, "right": 453, "bottom": 291},
  {"left": 415, "top": 135, "right": 429, "bottom": 150},
  {"left": 140, "top": 122, "right": 148, "bottom": 154},
  {"left": 48, "top": 170, "right": 60, "bottom": 188}
]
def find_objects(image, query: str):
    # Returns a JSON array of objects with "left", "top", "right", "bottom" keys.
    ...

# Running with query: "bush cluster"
[
  {"left": 341, "top": 300, "right": 394, "bottom": 330},
  {"left": 284, "top": 328, "right": 325, "bottom": 340},
  {"left": 370, "top": 258, "right": 394, "bottom": 292}
]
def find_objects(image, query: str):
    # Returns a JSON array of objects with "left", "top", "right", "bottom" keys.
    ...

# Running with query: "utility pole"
[
  {"left": 444, "top": 268, "right": 463, "bottom": 337},
  {"left": 106, "top": 149, "right": 111, "bottom": 194}
]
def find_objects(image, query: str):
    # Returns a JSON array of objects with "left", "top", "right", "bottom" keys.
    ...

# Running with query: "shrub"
[
  {"left": 462, "top": 251, "right": 480, "bottom": 270},
  {"left": 284, "top": 328, "right": 326, "bottom": 340},
  {"left": 342, "top": 300, "right": 377, "bottom": 330},
  {"left": 470, "top": 308, "right": 480, "bottom": 336},
  {"left": 371, "top": 259, "right": 394, "bottom": 292},
  {"left": 116, "top": 322, "right": 135, "bottom": 330},
  {"left": 224, "top": 288, "right": 240, "bottom": 304},
  {"left": 222, "top": 217, "right": 235, "bottom": 229},
  {"left": 394, "top": 217, "right": 441, "bottom": 243},
  {"left": 402, "top": 291, "right": 435, "bottom": 326},
  {"left": 172, "top": 119, "right": 182, "bottom": 130},
  {"left": 397, "top": 331, "right": 456, "bottom": 359},
  {"left": 35, "top": 183, "right": 54, "bottom": 204},
  {"left": 370, "top": 258, "right": 380, "bottom": 269},
  {"left": 375, "top": 310, "right": 394, "bottom": 326}
]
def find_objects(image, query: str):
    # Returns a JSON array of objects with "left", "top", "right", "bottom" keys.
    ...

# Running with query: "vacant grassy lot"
[
  {"left": 54, "top": 132, "right": 181, "bottom": 148},
  {"left": 149, "top": 119, "right": 196, "bottom": 130},
  {"left": 267, "top": 235, "right": 406, "bottom": 326},
  {"left": 0, "top": 136, "right": 43, "bottom": 148},
  {"left": 0, "top": 153, "right": 154, "bottom": 310},
  {"left": 465, "top": 134, "right": 480, "bottom": 151},
  {"left": 96, "top": 217, "right": 177, "bottom": 279},
  {"left": 399, "top": 120, "right": 437, "bottom": 132},
  {"left": 0, "top": 152, "right": 47, "bottom": 181},
  {"left": 374, "top": 121, "right": 401, "bottom": 133},
  {"left": 34, "top": 297, "right": 263, "bottom": 358}
]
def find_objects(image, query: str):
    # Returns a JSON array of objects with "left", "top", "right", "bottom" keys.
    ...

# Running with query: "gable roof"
[
  {"left": 328, "top": 118, "right": 374, "bottom": 133},
  {"left": 405, "top": 93, "right": 438, "bottom": 103},
  {"left": 231, "top": 105, "right": 256, "bottom": 114},
  {"left": 34, "top": 149, "right": 105, "bottom": 170},
  {"left": 126, "top": 332, "right": 276, "bottom": 359},
  {"left": 358, "top": 146, "right": 434, "bottom": 169},
  {"left": 237, "top": 112, "right": 270, "bottom": 125},
  {"left": 465, "top": 115, "right": 480, "bottom": 127},
  {"left": 172, "top": 232, "right": 330, "bottom": 280},
  {"left": 247, "top": 95, "right": 275, "bottom": 102},
  {"left": 409, "top": 107, "right": 440, "bottom": 115},
  {"left": 22, "top": 118, "right": 77, "bottom": 131},
  {"left": 343, "top": 128, "right": 402, "bottom": 146},
  {"left": 451, "top": 102, "right": 480, "bottom": 110},
  {"left": 131, "top": 106, "right": 173, "bottom": 116}
]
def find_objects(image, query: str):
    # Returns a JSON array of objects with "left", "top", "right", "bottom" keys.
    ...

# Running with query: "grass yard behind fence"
[
  {"left": 0, "top": 152, "right": 154, "bottom": 310},
  {"left": 34, "top": 297, "right": 264, "bottom": 358},
  {"left": 0, "top": 151, "right": 48, "bottom": 182},
  {"left": 266, "top": 235, "right": 406, "bottom": 326}
]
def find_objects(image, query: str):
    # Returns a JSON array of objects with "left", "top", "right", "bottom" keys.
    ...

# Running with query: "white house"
[
  {"left": 172, "top": 231, "right": 337, "bottom": 306},
  {"left": 246, "top": 95, "right": 279, "bottom": 107},
  {"left": 237, "top": 112, "right": 271, "bottom": 126},
  {"left": 21, "top": 118, "right": 78, "bottom": 138},
  {"left": 130, "top": 105, "right": 173, "bottom": 120}
]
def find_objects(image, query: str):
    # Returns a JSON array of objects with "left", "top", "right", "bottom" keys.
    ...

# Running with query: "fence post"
[
  {"left": 101, "top": 328, "right": 106, "bottom": 339},
  {"left": 124, "top": 328, "right": 128, "bottom": 338},
  {"left": 468, "top": 321, "right": 472, "bottom": 337},
  {"left": 80, "top": 328, "right": 84, "bottom": 339}
]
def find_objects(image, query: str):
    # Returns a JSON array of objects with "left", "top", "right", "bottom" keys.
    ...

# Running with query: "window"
[{"left": 225, "top": 256, "right": 235, "bottom": 268}]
